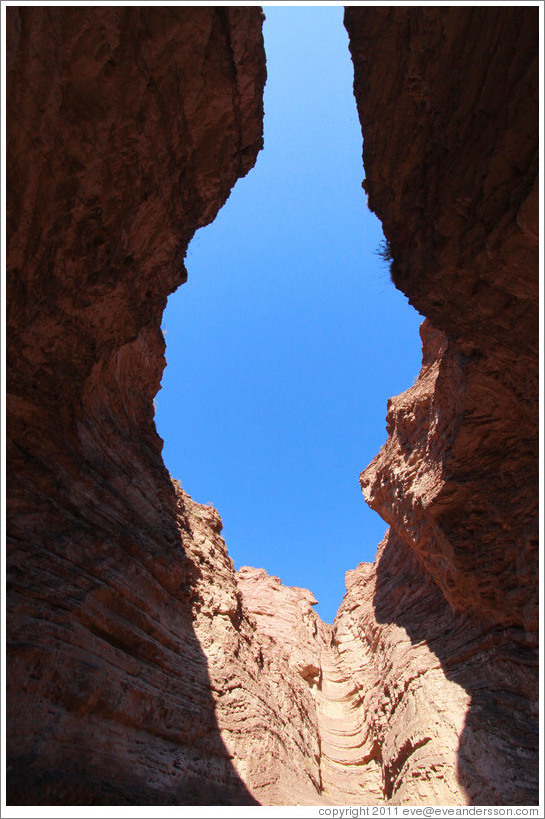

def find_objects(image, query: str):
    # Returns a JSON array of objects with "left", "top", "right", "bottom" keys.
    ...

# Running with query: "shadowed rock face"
[
  {"left": 338, "top": 323, "right": 538, "bottom": 804},
  {"left": 334, "top": 528, "right": 538, "bottom": 805},
  {"left": 7, "top": 6, "right": 266, "bottom": 805},
  {"left": 7, "top": 3, "right": 538, "bottom": 808},
  {"left": 345, "top": 5, "right": 539, "bottom": 635},
  {"left": 342, "top": 5, "right": 539, "bottom": 804}
]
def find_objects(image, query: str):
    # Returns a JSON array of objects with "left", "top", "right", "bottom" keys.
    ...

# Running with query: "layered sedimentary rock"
[
  {"left": 345, "top": 5, "right": 539, "bottom": 635},
  {"left": 235, "top": 317, "right": 538, "bottom": 808},
  {"left": 343, "top": 320, "right": 538, "bottom": 804},
  {"left": 6, "top": 6, "right": 268, "bottom": 805},
  {"left": 238, "top": 514, "right": 537, "bottom": 807},
  {"left": 236, "top": 567, "right": 384, "bottom": 805},
  {"left": 174, "top": 489, "right": 327, "bottom": 806},
  {"left": 334, "top": 527, "right": 538, "bottom": 805},
  {"left": 341, "top": 5, "right": 539, "bottom": 804}
]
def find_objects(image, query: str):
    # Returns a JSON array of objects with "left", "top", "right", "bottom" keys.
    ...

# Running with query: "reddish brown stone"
[
  {"left": 345, "top": 5, "right": 539, "bottom": 804},
  {"left": 344, "top": 6, "right": 538, "bottom": 635},
  {"left": 7, "top": 6, "right": 266, "bottom": 805}
]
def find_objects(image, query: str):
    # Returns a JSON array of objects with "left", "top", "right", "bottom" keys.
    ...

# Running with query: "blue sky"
[{"left": 155, "top": 6, "right": 423, "bottom": 624}]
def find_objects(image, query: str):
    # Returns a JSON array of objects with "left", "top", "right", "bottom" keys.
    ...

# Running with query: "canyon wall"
[
  {"left": 341, "top": 5, "right": 539, "bottom": 804},
  {"left": 345, "top": 5, "right": 539, "bottom": 638},
  {"left": 6, "top": 6, "right": 269, "bottom": 805},
  {"left": 6, "top": 4, "right": 539, "bottom": 808},
  {"left": 175, "top": 487, "right": 332, "bottom": 807}
]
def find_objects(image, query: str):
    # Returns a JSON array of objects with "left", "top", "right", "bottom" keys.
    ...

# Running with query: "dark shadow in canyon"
[
  {"left": 6, "top": 406, "right": 258, "bottom": 806},
  {"left": 372, "top": 529, "right": 538, "bottom": 805}
]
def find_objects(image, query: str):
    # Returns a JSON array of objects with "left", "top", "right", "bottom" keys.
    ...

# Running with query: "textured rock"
[
  {"left": 236, "top": 566, "right": 380, "bottom": 805},
  {"left": 351, "top": 315, "right": 539, "bottom": 803},
  {"left": 175, "top": 490, "right": 327, "bottom": 806},
  {"left": 345, "top": 5, "right": 539, "bottom": 636},
  {"left": 349, "top": 320, "right": 540, "bottom": 804},
  {"left": 342, "top": 5, "right": 539, "bottom": 805},
  {"left": 236, "top": 566, "right": 329, "bottom": 686},
  {"left": 238, "top": 484, "right": 538, "bottom": 807},
  {"left": 334, "top": 529, "right": 538, "bottom": 805},
  {"left": 7, "top": 6, "right": 266, "bottom": 805}
]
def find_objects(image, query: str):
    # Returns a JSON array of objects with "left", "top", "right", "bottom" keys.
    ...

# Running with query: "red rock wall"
[
  {"left": 340, "top": 321, "right": 538, "bottom": 804},
  {"left": 334, "top": 527, "right": 538, "bottom": 805},
  {"left": 174, "top": 490, "right": 327, "bottom": 806},
  {"left": 6, "top": 6, "right": 266, "bottom": 805},
  {"left": 344, "top": 5, "right": 539, "bottom": 635},
  {"left": 341, "top": 5, "right": 539, "bottom": 804},
  {"left": 236, "top": 566, "right": 386, "bottom": 805}
]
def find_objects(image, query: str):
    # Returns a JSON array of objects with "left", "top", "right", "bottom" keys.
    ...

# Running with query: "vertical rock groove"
[{"left": 6, "top": 4, "right": 538, "bottom": 807}]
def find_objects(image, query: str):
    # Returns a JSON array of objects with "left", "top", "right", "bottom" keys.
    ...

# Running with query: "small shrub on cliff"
[
  {"left": 376, "top": 238, "right": 393, "bottom": 265},
  {"left": 375, "top": 237, "right": 399, "bottom": 283}
]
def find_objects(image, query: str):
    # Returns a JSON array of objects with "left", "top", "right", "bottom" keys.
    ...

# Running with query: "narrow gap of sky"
[{"left": 155, "top": 6, "right": 423, "bottom": 624}]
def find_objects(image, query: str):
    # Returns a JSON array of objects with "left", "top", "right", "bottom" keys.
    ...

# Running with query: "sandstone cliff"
[
  {"left": 7, "top": 6, "right": 267, "bottom": 805},
  {"left": 342, "top": 5, "right": 539, "bottom": 805},
  {"left": 175, "top": 490, "right": 326, "bottom": 807},
  {"left": 345, "top": 5, "right": 539, "bottom": 637},
  {"left": 236, "top": 565, "right": 385, "bottom": 805},
  {"left": 6, "top": 4, "right": 539, "bottom": 808}
]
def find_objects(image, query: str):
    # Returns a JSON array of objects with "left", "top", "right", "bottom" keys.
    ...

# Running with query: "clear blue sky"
[{"left": 155, "top": 6, "right": 423, "bottom": 624}]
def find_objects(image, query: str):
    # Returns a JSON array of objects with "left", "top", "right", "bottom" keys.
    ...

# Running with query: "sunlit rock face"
[
  {"left": 236, "top": 566, "right": 386, "bottom": 805},
  {"left": 6, "top": 6, "right": 266, "bottom": 805},
  {"left": 175, "top": 490, "right": 327, "bottom": 807}
]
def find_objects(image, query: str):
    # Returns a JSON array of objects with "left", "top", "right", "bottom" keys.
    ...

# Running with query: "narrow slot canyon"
[
  {"left": 155, "top": 5, "right": 423, "bottom": 627},
  {"left": 5, "top": 4, "right": 539, "bottom": 810}
]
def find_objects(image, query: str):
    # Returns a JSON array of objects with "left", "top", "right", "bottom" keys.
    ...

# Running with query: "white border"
[{"left": 1, "top": 0, "right": 8, "bottom": 813}]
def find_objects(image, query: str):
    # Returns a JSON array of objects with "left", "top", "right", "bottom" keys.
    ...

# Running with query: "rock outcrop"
[
  {"left": 343, "top": 318, "right": 538, "bottom": 804},
  {"left": 238, "top": 513, "right": 538, "bottom": 806},
  {"left": 345, "top": 5, "right": 539, "bottom": 636},
  {"left": 333, "top": 529, "right": 538, "bottom": 806},
  {"left": 236, "top": 566, "right": 384, "bottom": 805},
  {"left": 6, "top": 3, "right": 539, "bottom": 808}
]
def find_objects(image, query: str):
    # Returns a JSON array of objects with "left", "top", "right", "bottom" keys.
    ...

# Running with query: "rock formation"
[
  {"left": 6, "top": 6, "right": 267, "bottom": 805},
  {"left": 176, "top": 490, "right": 326, "bottom": 806},
  {"left": 343, "top": 4, "right": 539, "bottom": 804},
  {"left": 6, "top": 3, "right": 539, "bottom": 808},
  {"left": 345, "top": 6, "right": 539, "bottom": 638}
]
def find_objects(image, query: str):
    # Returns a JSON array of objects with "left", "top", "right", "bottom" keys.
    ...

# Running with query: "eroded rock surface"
[
  {"left": 176, "top": 490, "right": 327, "bottom": 807},
  {"left": 236, "top": 566, "right": 384, "bottom": 805},
  {"left": 343, "top": 4, "right": 539, "bottom": 805},
  {"left": 345, "top": 5, "right": 539, "bottom": 636},
  {"left": 7, "top": 6, "right": 266, "bottom": 805},
  {"left": 334, "top": 527, "right": 538, "bottom": 805}
]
